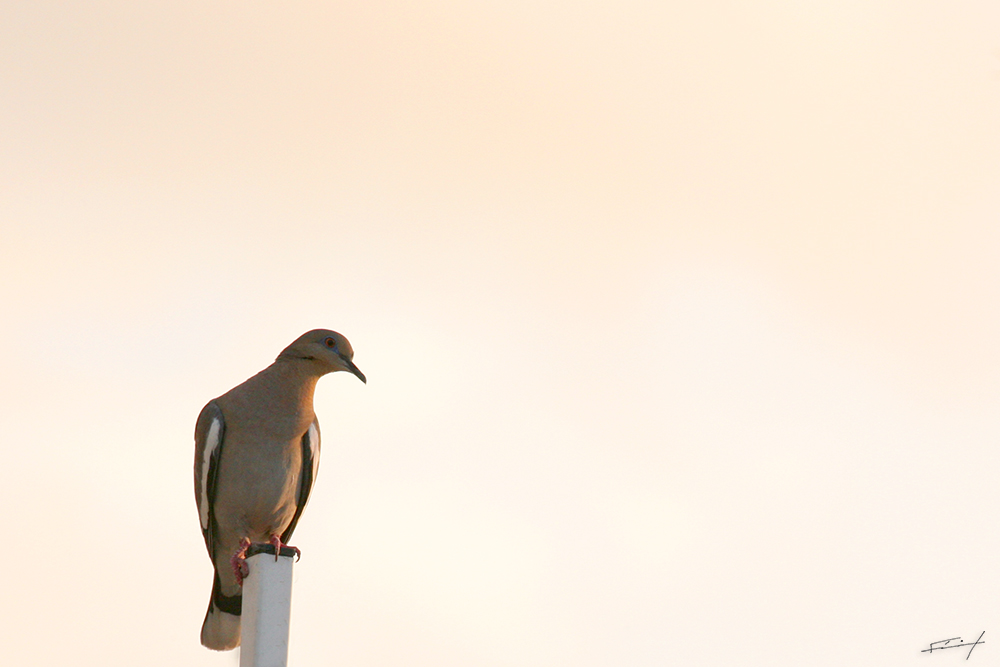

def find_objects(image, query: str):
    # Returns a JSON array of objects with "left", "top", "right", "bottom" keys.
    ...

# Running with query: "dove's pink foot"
[
  {"left": 230, "top": 537, "right": 251, "bottom": 586},
  {"left": 269, "top": 535, "right": 301, "bottom": 562}
]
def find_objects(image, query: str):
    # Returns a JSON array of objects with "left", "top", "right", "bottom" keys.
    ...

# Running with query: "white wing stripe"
[
  {"left": 308, "top": 421, "right": 320, "bottom": 483},
  {"left": 199, "top": 417, "right": 222, "bottom": 530}
]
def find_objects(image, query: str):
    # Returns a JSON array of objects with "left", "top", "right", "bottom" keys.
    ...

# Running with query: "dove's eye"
[{"left": 324, "top": 337, "right": 337, "bottom": 349}]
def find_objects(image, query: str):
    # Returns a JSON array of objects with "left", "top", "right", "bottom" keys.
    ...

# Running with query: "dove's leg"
[
  {"left": 269, "top": 535, "right": 301, "bottom": 562},
  {"left": 230, "top": 537, "right": 251, "bottom": 585}
]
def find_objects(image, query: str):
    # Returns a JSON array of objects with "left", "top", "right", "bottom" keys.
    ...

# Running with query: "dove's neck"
[{"left": 264, "top": 358, "right": 322, "bottom": 412}]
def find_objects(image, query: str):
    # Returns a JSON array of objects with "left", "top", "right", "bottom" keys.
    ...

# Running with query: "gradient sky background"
[{"left": 2, "top": 2, "right": 1000, "bottom": 665}]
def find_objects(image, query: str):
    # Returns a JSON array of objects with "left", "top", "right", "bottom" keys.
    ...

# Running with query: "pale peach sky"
[{"left": 2, "top": 2, "right": 999, "bottom": 666}]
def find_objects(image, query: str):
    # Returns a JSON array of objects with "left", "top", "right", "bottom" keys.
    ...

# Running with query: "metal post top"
[
  {"left": 240, "top": 542, "right": 295, "bottom": 667},
  {"left": 245, "top": 542, "right": 300, "bottom": 559}
]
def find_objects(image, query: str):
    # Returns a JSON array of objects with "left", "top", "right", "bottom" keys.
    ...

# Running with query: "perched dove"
[{"left": 194, "top": 329, "right": 365, "bottom": 650}]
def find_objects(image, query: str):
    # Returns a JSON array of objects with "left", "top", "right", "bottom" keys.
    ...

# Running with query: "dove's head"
[{"left": 278, "top": 329, "right": 366, "bottom": 383}]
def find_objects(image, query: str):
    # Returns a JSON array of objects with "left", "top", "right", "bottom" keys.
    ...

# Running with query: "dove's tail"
[{"left": 201, "top": 570, "right": 242, "bottom": 651}]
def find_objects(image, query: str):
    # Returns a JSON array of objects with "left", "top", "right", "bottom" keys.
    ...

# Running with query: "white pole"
[{"left": 240, "top": 544, "right": 296, "bottom": 667}]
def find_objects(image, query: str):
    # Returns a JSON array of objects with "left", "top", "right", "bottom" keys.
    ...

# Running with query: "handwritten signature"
[{"left": 922, "top": 632, "right": 985, "bottom": 660}]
